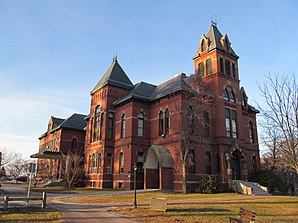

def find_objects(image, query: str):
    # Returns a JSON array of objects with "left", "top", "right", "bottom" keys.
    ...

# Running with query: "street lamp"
[{"left": 133, "top": 163, "right": 137, "bottom": 208}]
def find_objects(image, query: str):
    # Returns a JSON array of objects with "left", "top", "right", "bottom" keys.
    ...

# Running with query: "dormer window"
[{"left": 201, "top": 39, "right": 206, "bottom": 52}]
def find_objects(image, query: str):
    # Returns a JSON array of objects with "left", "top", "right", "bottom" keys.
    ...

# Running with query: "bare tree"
[
  {"left": 0, "top": 148, "right": 16, "bottom": 167},
  {"left": 170, "top": 74, "right": 214, "bottom": 193},
  {"left": 258, "top": 74, "right": 298, "bottom": 191},
  {"left": 62, "top": 151, "right": 84, "bottom": 188},
  {"left": 6, "top": 153, "right": 30, "bottom": 180}
]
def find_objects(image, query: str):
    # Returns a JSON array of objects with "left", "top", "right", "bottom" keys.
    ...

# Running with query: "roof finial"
[
  {"left": 112, "top": 53, "right": 118, "bottom": 62},
  {"left": 211, "top": 15, "right": 217, "bottom": 26}
]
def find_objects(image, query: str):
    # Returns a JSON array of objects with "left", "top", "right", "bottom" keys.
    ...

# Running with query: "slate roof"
[
  {"left": 113, "top": 73, "right": 189, "bottom": 106},
  {"left": 39, "top": 113, "right": 87, "bottom": 139},
  {"left": 91, "top": 58, "right": 133, "bottom": 94},
  {"left": 193, "top": 24, "right": 238, "bottom": 59}
]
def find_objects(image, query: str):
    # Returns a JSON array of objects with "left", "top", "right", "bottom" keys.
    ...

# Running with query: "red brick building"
[
  {"left": 84, "top": 24, "right": 260, "bottom": 191},
  {"left": 32, "top": 114, "right": 87, "bottom": 182}
]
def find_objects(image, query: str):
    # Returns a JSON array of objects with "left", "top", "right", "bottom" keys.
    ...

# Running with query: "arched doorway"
[
  {"left": 143, "top": 145, "right": 174, "bottom": 190},
  {"left": 230, "top": 150, "right": 241, "bottom": 180}
]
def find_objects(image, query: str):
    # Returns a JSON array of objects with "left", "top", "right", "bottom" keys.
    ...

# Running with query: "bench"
[
  {"left": 3, "top": 192, "right": 47, "bottom": 210},
  {"left": 229, "top": 208, "right": 257, "bottom": 223}
]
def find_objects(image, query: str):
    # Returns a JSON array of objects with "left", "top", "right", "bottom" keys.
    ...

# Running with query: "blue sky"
[{"left": 0, "top": 0, "right": 297, "bottom": 159}]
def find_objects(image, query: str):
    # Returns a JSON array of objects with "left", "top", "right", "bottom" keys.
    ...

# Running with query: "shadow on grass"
[{"left": 167, "top": 207, "right": 231, "bottom": 213}]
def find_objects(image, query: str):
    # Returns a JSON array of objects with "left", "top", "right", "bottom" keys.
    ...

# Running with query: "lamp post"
[{"left": 133, "top": 163, "right": 137, "bottom": 208}]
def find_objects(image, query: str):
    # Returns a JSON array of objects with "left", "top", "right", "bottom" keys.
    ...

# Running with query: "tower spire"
[{"left": 211, "top": 15, "right": 217, "bottom": 26}]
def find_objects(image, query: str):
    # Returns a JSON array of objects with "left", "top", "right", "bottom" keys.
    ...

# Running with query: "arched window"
[
  {"left": 97, "top": 154, "right": 101, "bottom": 173},
  {"left": 165, "top": 109, "right": 170, "bottom": 135},
  {"left": 159, "top": 111, "right": 164, "bottom": 136},
  {"left": 230, "top": 91, "right": 235, "bottom": 103},
  {"left": 224, "top": 89, "right": 229, "bottom": 101},
  {"left": 93, "top": 106, "right": 101, "bottom": 141},
  {"left": 201, "top": 39, "right": 206, "bottom": 52},
  {"left": 138, "top": 113, "right": 144, "bottom": 137},
  {"left": 198, "top": 62, "right": 204, "bottom": 77},
  {"left": 249, "top": 121, "right": 254, "bottom": 143},
  {"left": 121, "top": 114, "right": 126, "bottom": 138},
  {"left": 71, "top": 137, "right": 77, "bottom": 152},
  {"left": 206, "top": 58, "right": 212, "bottom": 75},
  {"left": 99, "top": 113, "right": 104, "bottom": 140},
  {"left": 187, "top": 106, "right": 194, "bottom": 134}
]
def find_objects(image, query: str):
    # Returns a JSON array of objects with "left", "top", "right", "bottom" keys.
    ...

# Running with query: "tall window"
[
  {"left": 249, "top": 121, "right": 254, "bottom": 143},
  {"left": 165, "top": 109, "right": 170, "bottom": 135},
  {"left": 99, "top": 113, "right": 104, "bottom": 140},
  {"left": 97, "top": 154, "right": 101, "bottom": 174},
  {"left": 201, "top": 39, "right": 206, "bottom": 51},
  {"left": 206, "top": 58, "right": 212, "bottom": 75},
  {"left": 205, "top": 151, "right": 212, "bottom": 174},
  {"left": 232, "top": 110, "right": 237, "bottom": 138},
  {"left": 92, "top": 154, "right": 97, "bottom": 174},
  {"left": 138, "top": 113, "right": 144, "bottom": 137},
  {"left": 225, "top": 108, "right": 231, "bottom": 137},
  {"left": 188, "top": 149, "right": 196, "bottom": 174},
  {"left": 106, "top": 153, "right": 112, "bottom": 174},
  {"left": 232, "top": 63, "right": 236, "bottom": 78},
  {"left": 88, "top": 155, "right": 92, "bottom": 174},
  {"left": 137, "top": 152, "right": 144, "bottom": 173},
  {"left": 159, "top": 111, "right": 164, "bottom": 136},
  {"left": 119, "top": 152, "right": 124, "bottom": 174},
  {"left": 203, "top": 111, "right": 210, "bottom": 137},
  {"left": 107, "top": 113, "right": 114, "bottom": 140},
  {"left": 225, "top": 60, "right": 231, "bottom": 76},
  {"left": 71, "top": 137, "right": 77, "bottom": 152},
  {"left": 89, "top": 118, "right": 93, "bottom": 143},
  {"left": 121, "top": 114, "right": 126, "bottom": 138},
  {"left": 220, "top": 58, "right": 224, "bottom": 73},
  {"left": 93, "top": 106, "right": 101, "bottom": 141},
  {"left": 224, "top": 89, "right": 229, "bottom": 101},
  {"left": 187, "top": 106, "right": 194, "bottom": 134},
  {"left": 230, "top": 91, "right": 235, "bottom": 103},
  {"left": 198, "top": 62, "right": 204, "bottom": 77}
]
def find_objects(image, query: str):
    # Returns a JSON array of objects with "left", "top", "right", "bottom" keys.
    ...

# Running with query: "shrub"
[{"left": 197, "top": 175, "right": 219, "bottom": 194}]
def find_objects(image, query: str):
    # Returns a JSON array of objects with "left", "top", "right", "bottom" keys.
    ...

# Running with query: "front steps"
[{"left": 230, "top": 180, "right": 271, "bottom": 196}]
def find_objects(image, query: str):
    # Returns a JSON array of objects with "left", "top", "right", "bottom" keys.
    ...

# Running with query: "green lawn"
[
  {"left": 113, "top": 196, "right": 298, "bottom": 223},
  {"left": 55, "top": 191, "right": 298, "bottom": 223},
  {"left": 0, "top": 207, "right": 61, "bottom": 223}
]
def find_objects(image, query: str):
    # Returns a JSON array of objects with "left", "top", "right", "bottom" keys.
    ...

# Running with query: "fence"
[{"left": 3, "top": 192, "right": 47, "bottom": 210}]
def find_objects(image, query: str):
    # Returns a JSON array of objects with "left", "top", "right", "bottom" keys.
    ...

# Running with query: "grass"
[
  {"left": 55, "top": 191, "right": 298, "bottom": 223},
  {"left": 0, "top": 207, "right": 61, "bottom": 222},
  {"left": 112, "top": 196, "right": 298, "bottom": 223}
]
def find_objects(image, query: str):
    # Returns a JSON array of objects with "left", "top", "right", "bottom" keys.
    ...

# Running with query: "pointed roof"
[
  {"left": 193, "top": 24, "right": 238, "bottom": 59},
  {"left": 91, "top": 59, "right": 133, "bottom": 94},
  {"left": 113, "top": 73, "right": 189, "bottom": 106}
]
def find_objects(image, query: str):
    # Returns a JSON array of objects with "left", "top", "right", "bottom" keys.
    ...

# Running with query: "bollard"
[
  {"left": 3, "top": 196, "right": 9, "bottom": 211},
  {"left": 42, "top": 191, "right": 47, "bottom": 209}
]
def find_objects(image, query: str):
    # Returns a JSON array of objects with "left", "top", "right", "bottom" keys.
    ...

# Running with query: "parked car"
[{"left": 16, "top": 176, "right": 28, "bottom": 182}]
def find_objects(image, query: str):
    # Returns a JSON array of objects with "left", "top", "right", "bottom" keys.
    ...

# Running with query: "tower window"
[
  {"left": 165, "top": 109, "right": 170, "bottom": 135},
  {"left": 93, "top": 106, "right": 101, "bottom": 141},
  {"left": 138, "top": 113, "right": 144, "bottom": 137},
  {"left": 220, "top": 58, "right": 224, "bottom": 73},
  {"left": 159, "top": 111, "right": 164, "bottom": 136},
  {"left": 121, "top": 114, "right": 126, "bottom": 138},
  {"left": 206, "top": 59, "right": 212, "bottom": 75},
  {"left": 137, "top": 152, "right": 144, "bottom": 173},
  {"left": 198, "top": 62, "right": 204, "bottom": 77},
  {"left": 225, "top": 60, "right": 231, "bottom": 76},
  {"left": 232, "top": 63, "right": 236, "bottom": 78},
  {"left": 107, "top": 113, "right": 114, "bottom": 140}
]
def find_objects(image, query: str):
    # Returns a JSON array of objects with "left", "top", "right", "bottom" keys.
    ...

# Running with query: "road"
[{"left": 0, "top": 183, "right": 136, "bottom": 223}]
